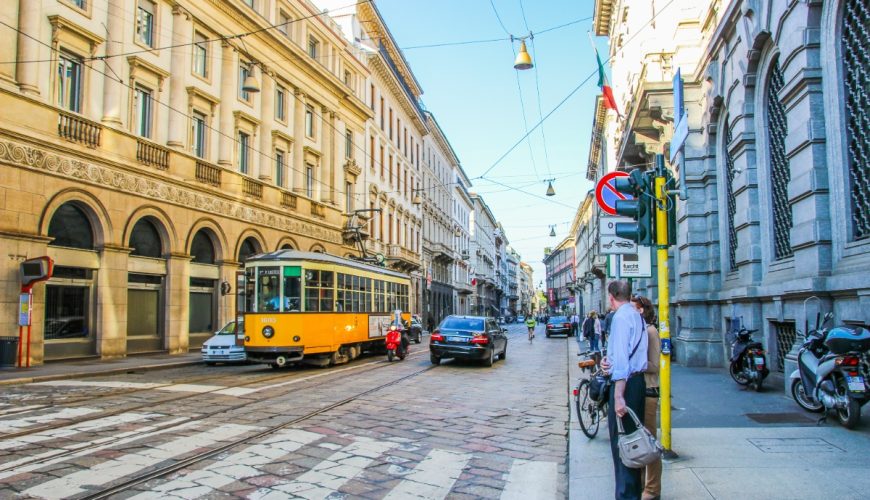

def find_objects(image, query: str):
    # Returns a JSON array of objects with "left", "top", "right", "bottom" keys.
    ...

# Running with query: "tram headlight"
[
  {"left": 293, "top": 335, "right": 301, "bottom": 342},
  {"left": 262, "top": 326, "right": 275, "bottom": 339}
]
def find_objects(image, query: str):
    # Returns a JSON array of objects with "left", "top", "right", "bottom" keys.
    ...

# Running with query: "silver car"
[{"left": 201, "top": 321, "right": 246, "bottom": 365}]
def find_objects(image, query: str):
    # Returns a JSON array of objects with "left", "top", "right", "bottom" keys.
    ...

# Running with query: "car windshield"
[
  {"left": 216, "top": 322, "right": 238, "bottom": 335},
  {"left": 549, "top": 316, "right": 568, "bottom": 323},
  {"left": 440, "top": 317, "right": 484, "bottom": 331}
]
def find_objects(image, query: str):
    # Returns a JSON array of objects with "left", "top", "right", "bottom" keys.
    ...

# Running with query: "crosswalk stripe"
[
  {"left": 383, "top": 449, "right": 472, "bottom": 500},
  {"left": 0, "top": 407, "right": 100, "bottom": 434},
  {"left": 249, "top": 437, "right": 399, "bottom": 500},
  {"left": 31, "top": 380, "right": 257, "bottom": 397},
  {"left": 0, "top": 412, "right": 162, "bottom": 450},
  {"left": 126, "top": 429, "right": 322, "bottom": 500},
  {"left": 34, "top": 380, "right": 163, "bottom": 390},
  {"left": 22, "top": 423, "right": 257, "bottom": 500},
  {"left": 500, "top": 459, "right": 558, "bottom": 500}
]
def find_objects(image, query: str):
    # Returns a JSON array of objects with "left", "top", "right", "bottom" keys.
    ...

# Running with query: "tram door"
[{"left": 235, "top": 270, "right": 250, "bottom": 346}]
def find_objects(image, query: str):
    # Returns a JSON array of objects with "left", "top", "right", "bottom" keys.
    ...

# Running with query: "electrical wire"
[
  {"left": 488, "top": 0, "right": 514, "bottom": 37},
  {"left": 474, "top": 0, "right": 677, "bottom": 181},
  {"left": 518, "top": 0, "right": 553, "bottom": 177}
]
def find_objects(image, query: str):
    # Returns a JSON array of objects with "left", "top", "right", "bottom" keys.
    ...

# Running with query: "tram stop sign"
[{"left": 595, "top": 171, "right": 634, "bottom": 215}]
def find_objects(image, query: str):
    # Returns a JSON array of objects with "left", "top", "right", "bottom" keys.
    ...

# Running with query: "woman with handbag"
[{"left": 632, "top": 295, "right": 661, "bottom": 500}]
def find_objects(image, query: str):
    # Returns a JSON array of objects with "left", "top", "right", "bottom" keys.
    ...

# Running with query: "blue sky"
[{"left": 377, "top": 0, "right": 603, "bottom": 284}]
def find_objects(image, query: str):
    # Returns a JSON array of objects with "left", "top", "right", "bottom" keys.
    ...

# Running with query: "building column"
[
  {"left": 0, "top": 1, "right": 19, "bottom": 85},
  {"left": 15, "top": 0, "right": 40, "bottom": 96},
  {"left": 101, "top": 0, "right": 125, "bottom": 125},
  {"left": 165, "top": 253, "right": 191, "bottom": 354},
  {"left": 321, "top": 107, "right": 335, "bottom": 203},
  {"left": 218, "top": 43, "right": 236, "bottom": 167},
  {"left": 167, "top": 5, "right": 191, "bottom": 146},
  {"left": 98, "top": 245, "right": 131, "bottom": 358},
  {"left": 292, "top": 87, "right": 305, "bottom": 193},
  {"left": 258, "top": 69, "right": 274, "bottom": 182}
]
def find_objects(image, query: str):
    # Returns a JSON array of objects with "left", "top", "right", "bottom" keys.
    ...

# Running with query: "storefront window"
[
  {"left": 45, "top": 284, "right": 89, "bottom": 339},
  {"left": 189, "top": 277, "right": 215, "bottom": 334}
]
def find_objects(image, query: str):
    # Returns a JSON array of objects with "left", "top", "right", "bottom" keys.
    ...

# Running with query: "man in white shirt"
[{"left": 601, "top": 280, "right": 648, "bottom": 499}]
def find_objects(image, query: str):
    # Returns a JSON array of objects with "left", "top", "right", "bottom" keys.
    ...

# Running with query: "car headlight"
[{"left": 262, "top": 326, "right": 275, "bottom": 339}]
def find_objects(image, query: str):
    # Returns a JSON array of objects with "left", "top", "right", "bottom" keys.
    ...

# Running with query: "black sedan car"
[
  {"left": 546, "top": 316, "right": 573, "bottom": 337},
  {"left": 409, "top": 316, "right": 423, "bottom": 343},
  {"left": 429, "top": 315, "right": 507, "bottom": 367}
]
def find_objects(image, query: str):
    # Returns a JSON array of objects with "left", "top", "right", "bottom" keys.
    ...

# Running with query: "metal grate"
[
  {"left": 724, "top": 118, "right": 738, "bottom": 270},
  {"left": 772, "top": 321, "right": 797, "bottom": 372},
  {"left": 843, "top": 0, "right": 870, "bottom": 240},
  {"left": 766, "top": 60, "right": 793, "bottom": 260}
]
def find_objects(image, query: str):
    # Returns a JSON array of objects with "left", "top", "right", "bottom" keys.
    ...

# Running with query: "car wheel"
[
  {"left": 499, "top": 345, "right": 507, "bottom": 360},
  {"left": 430, "top": 354, "right": 441, "bottom": 365},
  {"left": 483, "top": 348, "right": 494, "bottom": 367},
  {"left": 546, "top": 332, "right": 551, "bottom": 338}
]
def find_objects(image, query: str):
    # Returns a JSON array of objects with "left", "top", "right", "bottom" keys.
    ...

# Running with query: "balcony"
[
  {"left": 136, "top": 138, "right": 169, "bottom": 170},
  {"left": 387, "top": 244, "right": 420, "bottom": 272},
  {"left": 281, "top": 191, "right": 298, "bottom": 209},
  {"left": 310, "top": 201, "right": 326, "bottom": 218},
  {"left": 432, "top": 242, "right": 454, "bottom": 262},
  {"left": 195, "top": 161, "right": 222, "bottom": 187},
  {"left": 242, "top": 177, "right": 264, "bottom": 200},
  {"left": 455, "top": 281, "right": 473, "bottom": 295},
  {"left": 58, "top": 110, "right": 101, "bottom": 148}
]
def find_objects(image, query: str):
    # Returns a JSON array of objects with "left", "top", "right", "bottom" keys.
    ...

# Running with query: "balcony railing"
[
  {"left": 281, "top": 191, "right": 298, "bottom": 209},
  {"left": 310, "top": 201, "right": 326, "bottom": 218},
  {"left": 195, "top": 161, "right": 221, "bottom": 187},
  {"left": 242, "top": 177, "right": 264, "bottom": 199},
  {"left": 58, "top": 110, "right": 101, "bottom": 148},
  {"left": 136, "top": 138, "right": 169, "bottom": 170}
]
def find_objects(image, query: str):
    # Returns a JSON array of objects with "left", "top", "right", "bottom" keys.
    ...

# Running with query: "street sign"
[
  {"left": 673, "top": 68, "right": 684, "bottom": 122},
  {"left": 607, "top": 248, "right": 652, "bottom": 278},
  {"left": 599, "top": 215, "right": 638, "bottom": 254},
  {"left": 670, "top": 68, "right": 687, "bottom": 163},
  {"left": 595, "top": 171, "right": 633, "bottom": 215}
]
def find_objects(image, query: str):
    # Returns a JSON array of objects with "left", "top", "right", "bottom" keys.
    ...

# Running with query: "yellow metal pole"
[{"left": 655, "top": 173, "right": 673, "bottom": 454}]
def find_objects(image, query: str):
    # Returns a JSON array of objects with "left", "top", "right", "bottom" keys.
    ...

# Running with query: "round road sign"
[{"left": 595, "top": 171, "right": 634, "bottom": 215}]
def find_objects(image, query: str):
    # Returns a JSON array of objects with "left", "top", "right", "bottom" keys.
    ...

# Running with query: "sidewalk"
[
  {"left": 0, "top": 352, "right": 202, "bottom": 386},
  {"left": 567, "top": 338, "right": 870, "bottom": 499}
]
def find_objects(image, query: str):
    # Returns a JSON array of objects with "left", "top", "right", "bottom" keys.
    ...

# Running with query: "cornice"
[{"left": 370, "top": 57, "right": 427, "bottom": 134}]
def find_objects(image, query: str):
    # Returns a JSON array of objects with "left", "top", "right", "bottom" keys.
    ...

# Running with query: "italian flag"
[{"left": 596, "top": 51, "right": 620, "bottom": 115}]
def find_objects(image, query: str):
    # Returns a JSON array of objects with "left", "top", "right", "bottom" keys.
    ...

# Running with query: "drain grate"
[
  {"left": 744, "top": 412, "right": 814, "bottom": 424},
  {"left": 748, "top": 437, "right": 844, "bottom": 453}
]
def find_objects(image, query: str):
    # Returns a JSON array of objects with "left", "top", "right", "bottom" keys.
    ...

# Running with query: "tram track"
[
  {"left": 0, "top": 350, "right": 428, "bottom": 476},
  {"left": 80, "top": 361, "right": 436, "bottom": 500}
]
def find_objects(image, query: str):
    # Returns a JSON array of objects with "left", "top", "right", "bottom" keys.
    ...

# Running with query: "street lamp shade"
[
  {"left": 514, "top": 40, "right": 533, "bottom": 70},
  {"left": 546, "top": 180, "right": 555, "bottom": 197},
  {"left": 549, "top": 225, "right": 556, "bottom": 237},
  {"left": 242, "top": 64, "right": 261, "bottom": 93},
  {"left": 412, "top": 192, "right": 422, "bottom": 205}
]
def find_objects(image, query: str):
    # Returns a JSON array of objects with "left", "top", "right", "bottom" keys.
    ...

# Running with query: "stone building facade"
[
  {"left": 470, "top": 194, "right": 499, "bottom": 317},
  {"left": 543, "top": 237, "right": 575, "bottom": 315},
  {"left": 590, "top": 0, "right": 870, "bottom": 382}
]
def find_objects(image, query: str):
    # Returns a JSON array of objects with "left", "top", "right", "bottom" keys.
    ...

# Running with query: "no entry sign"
[{"left": 595, "top": 171, "right": 634, "bottom": 215}]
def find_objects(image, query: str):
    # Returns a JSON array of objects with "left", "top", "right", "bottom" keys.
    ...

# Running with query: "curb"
[{"left": 0, "top": 359, "right": 203, "bottom": 387}]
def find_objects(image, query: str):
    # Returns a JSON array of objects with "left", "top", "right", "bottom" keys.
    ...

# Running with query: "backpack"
[{"left": 583, "top": 318, "right": 595, "bottom": 338}]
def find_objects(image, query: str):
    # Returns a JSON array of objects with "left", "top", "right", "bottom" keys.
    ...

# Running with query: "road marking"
[
  {"left": 500, "top": 460, "right": 558, "bottom": 500},
  {"left": 23, "top": 423, "right": 257, "bottom": 500},
  {"left": 0, "top": 412, "right": 162, "bottom": 450},
  {"left": 0, "top": 417, "right": 192, "bottom": 480},
  {"left": 0, "top": 407, "right": 101, "bottom": 434},
  {"left": 383, "top": 449, "right": 471, "bottom": 500},
  {"left": 34, "top": 380, "right": 163, "bottom": 390},
  {"left": 0, "top": 404, "right": 46, "bottom": 416},
  {"left": 249, "top": 437, "right": 398, "bottom": 499},
  {"left": 127, "top": 429, "right": 322, "bottom": 500}
]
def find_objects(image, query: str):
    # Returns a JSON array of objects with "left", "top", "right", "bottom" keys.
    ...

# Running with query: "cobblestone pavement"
[{"left": 0, "top": 323, "right": 570, "bottom": 499}]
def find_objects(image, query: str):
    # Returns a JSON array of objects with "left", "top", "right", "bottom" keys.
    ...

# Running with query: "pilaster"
[
  {"left": 165, "top": 252, "right": 192, "bottom": 354},
  {"left": 97, "top": 244, "right": 132, "bottom": 358}
]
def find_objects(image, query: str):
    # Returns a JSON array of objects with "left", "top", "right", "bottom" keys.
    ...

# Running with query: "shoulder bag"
[{"left": 617, "top": 406, "right": 663, "bottom": 468}]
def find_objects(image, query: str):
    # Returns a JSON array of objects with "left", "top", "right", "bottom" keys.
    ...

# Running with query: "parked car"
[
  {"left": 546, "top": 316, "right": 572, "bottom": 337},
  {"left": 429, "top": 315, "right": 508, "bottom": 367},
  {"left": 517, "top": 315, "right": 526, "bottom": 323},
  {"left": 409, "top": 316, "right": 423, "bottom": 343},
  {"left": 201, "top": 321, "right": 246, "bottom": 365}
]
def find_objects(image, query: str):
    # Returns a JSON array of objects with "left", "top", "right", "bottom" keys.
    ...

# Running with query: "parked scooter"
[
  {"left": 385, "top": 312, "right": 410, "bottom": 362},
  {"left": 789, "top": 311, "right": 870, "bottom": 429},
  {"left": 729, "top": 326, "right": 770, "bottom": 391}
]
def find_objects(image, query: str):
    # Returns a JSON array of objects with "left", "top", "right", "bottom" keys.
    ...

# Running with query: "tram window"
[
  {"left": 257, "top": 267, "right": 281, "bottom": 312},
  {"left": 304, "top": 270, "right": 334, "bottom": 311},
  {"left": 283, "top": 266, "right": 301, "bottom": 312}
]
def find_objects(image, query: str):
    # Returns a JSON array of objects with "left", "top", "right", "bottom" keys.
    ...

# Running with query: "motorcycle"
[
  {"left": 729, "top": 326, "right": 770, "bottom": 391},
  {"left": 385, "top": 313, "right": 410, "bottom": 362},
  {"left": 789, "top": 311, "right": 870, "bottom": 429}
]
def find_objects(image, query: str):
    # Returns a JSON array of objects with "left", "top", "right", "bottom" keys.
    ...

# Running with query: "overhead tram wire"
[
  {"left": 474, "top": 0, "right": 677, "bottom": 181},
  {"left": 518, "top": 0, "right": 554, "bottom": 178}
]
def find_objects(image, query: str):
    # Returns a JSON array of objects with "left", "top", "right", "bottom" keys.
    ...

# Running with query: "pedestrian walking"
[
  {"left": 583, "top": 311, "right": 602, "bottom": 352},
  {"left": 602, "top": 308, "right": 615, "bottom": 349},
  {"left": 571, "top": 313, "right": 580, "bottom": 337},
  {"left": 632, "top": 295, "right": 661, "bottom": 500},
  {"left": 600, "top": 281, "right": 648, "bottom": 500}
]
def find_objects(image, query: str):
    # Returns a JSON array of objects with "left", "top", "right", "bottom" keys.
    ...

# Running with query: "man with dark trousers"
[{"left": 601, "top": 280, "right": 648, "bottom": 499}]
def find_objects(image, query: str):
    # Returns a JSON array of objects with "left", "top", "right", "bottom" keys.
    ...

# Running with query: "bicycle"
[
  {"left": 528, "top": 325, "right": 535, "bottom": 343},
  {"left": 573, "top": 350, "right": 608, "bottom": 438}
]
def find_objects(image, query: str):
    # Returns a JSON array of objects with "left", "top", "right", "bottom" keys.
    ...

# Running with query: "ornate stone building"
[{"left": 590, "top": 0, "right": 870, "bottom": 383}]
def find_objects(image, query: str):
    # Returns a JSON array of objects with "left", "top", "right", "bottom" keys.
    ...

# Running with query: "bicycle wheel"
[{"left": 575, "top": 380, "right": 600, "bottom": 438}]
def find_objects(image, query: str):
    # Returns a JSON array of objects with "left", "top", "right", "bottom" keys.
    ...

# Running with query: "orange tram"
[{"left": 239, "top": 250, "right": 412, "bottom": 368}]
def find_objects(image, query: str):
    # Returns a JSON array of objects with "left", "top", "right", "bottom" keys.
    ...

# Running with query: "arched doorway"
[
  {"left": 45, "top": 202, "right": 98, "bottom": 359},
  {"left": 189, "top": 228, "right": 220, "bottom": 346},
  {"left": 127, "top": 217, "right": 167, "bottom": 353}
]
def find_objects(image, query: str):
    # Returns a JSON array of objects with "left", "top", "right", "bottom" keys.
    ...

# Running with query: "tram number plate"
[
  {"left": 847, "top": 376, "right": 865, "bottom": 392},
  {"left": 448, "top": 336, "right": 467, "bottom": 343}
]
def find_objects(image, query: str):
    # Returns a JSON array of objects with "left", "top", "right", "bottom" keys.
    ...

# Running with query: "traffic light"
[{"left": 614, "top": 169, "right": 654, "bottom": 246}]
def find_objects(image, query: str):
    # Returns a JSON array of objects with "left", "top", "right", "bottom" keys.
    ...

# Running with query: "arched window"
[
  {"left": 129, "top": 218, "right": 163, "bottom": 258},
  {"left": 723, "top": 117, "right": 738, "bottom": 270},
  {"left": 765, "top": 58, "right": 793, "bottom": 260},
  {"left": 190, "top": 230, "right": 216, "bottom": 264},
  {"left": 48, "top": 202, "right": 94, "bottom": 249},
  {"left": 238, "top": 237, "right": 260, "bottom": 262},
  {"left": 280, "top": 244, "right": 294, "bottom": 250},
  {"left": 843, "top": 0, "right": 870, "bottom": 240}
]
